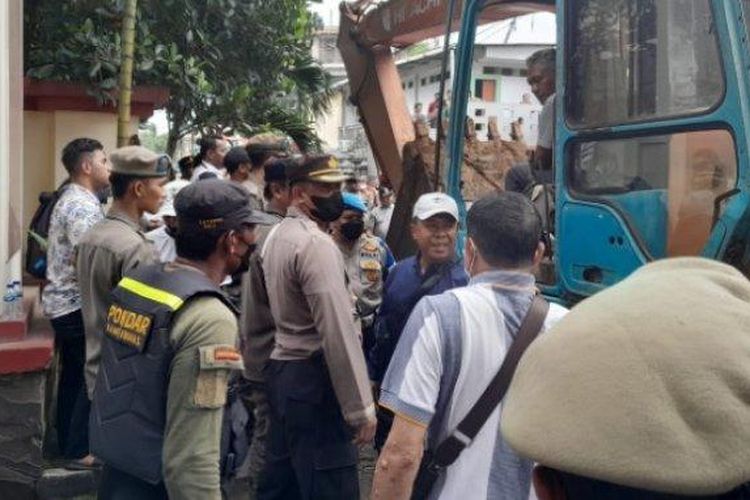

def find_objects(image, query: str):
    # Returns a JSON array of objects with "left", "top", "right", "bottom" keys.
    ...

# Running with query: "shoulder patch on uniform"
[
  {"left": 360, "top": 259, "right": 381, "bottom": 271},
  {"left": 199, "top": 345, "right": 244, "bottom": 371},
  {"left": 360, "top": 258, "right": 382, "bottom": 283},
  {"left": 362, "top": 241, "right": 378, "bottom": 253}
]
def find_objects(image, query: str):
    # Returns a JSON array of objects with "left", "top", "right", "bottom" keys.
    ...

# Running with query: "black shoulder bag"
[{"left": 411, "top": 296, "right": 550, "bottom": 499}]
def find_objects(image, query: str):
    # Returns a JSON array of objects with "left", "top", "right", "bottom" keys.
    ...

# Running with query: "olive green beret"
[
  {"left": 501, "top": 257, "right": 750, "bottom": 495},
  {"left": 110, "top": 145, "right": 170, "bottom": 177}
]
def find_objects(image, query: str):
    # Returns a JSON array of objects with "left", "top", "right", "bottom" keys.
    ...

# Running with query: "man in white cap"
[
  {"left": 369, "top": 192, "right": 469, "bottom": 450},
  {"left": 502, "top": 257, "right": 750, "bottom": 499}
]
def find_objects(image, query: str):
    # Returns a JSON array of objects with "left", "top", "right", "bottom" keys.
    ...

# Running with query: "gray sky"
[{"left": 309, "top": 0, "right": 340, "bottom": 27}]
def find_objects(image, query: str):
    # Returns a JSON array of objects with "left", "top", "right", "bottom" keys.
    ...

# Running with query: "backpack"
[{"left": 25, "top": 181, "right": 69, "bottom": 279}]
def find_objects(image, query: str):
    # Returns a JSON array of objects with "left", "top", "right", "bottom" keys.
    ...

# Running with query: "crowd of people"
[
  {"left": 41, "top": 134, "right": 750, "bottom": 500},
  {"left": 36, "top": 45, "right": 750, "bottom": 500}
]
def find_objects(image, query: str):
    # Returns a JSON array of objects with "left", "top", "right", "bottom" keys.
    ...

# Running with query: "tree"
[
  {"left": 138, "top": 122, "right": 168, "bottom": 153},
  {"left": 24, "top": 0, "right": 332, "bottom": 155}
]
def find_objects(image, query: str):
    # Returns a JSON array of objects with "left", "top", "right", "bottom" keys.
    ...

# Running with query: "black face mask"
[
  {"left": 340, "top": 219, "right": 365, "bottom": 241},
  {"left": 310, "top": 192, "right": 344, "bottom": 223}
]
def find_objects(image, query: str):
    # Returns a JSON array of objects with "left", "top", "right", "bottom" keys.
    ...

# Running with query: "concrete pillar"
[{"left": 0, "top": 0, "right": 23, "bottom": 289}]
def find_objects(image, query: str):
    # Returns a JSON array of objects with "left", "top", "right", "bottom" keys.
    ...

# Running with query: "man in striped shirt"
[{"left": 372, "top": 192, "right": 568, "bottom": 500}]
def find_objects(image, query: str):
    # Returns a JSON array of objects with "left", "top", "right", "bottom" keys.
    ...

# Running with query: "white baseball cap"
[{"left": 412, "top": 192, "right": 459, "bottom": 221}]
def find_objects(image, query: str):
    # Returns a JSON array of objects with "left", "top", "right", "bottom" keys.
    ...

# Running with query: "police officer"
[
  {"left": 77, "top": 146, "right": 168, "bottom": 402},
  {"left": 259, "top": 155, "right": 377, "bottom": 500},
  {"left": 89, "top": 180, "right": 275, "bottom": 499},
  {"left": 238, "top": 157, "right": 295, "bottom": 495},
  {"left": 330, "top": 192, "right": 394, "bottom": 352}
]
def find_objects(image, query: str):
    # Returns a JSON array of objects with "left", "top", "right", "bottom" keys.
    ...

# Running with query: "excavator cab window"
[
  {"left": 562, "top": 0, "right": 736, "bottom": 260},
  {"left": 569, "top": 130, "right": 737, "bottom": 258},
  {"left": 566, "top": 0, "right": 724, "bottom": 128}
]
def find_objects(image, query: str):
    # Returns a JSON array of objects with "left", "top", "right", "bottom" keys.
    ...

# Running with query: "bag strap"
[{"left": 431, "top": 295, "right": 549, "bottom": 467}]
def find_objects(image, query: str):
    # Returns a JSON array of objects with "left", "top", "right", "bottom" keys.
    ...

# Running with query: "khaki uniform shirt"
[
  {"left": 76, "top": 208, "right": 158, "bottom": 398},
  {"left": 337, "top": 233, "right": 388, "bottom": 324},
  {"left": 262, "top": 207, "right": 375, "bottom": 426},
  {"left": 240, "top": 210, "right": 284, "bottom": 384},
  {"left": 163, "top": 277, "right": 241, "bottom": 500}
]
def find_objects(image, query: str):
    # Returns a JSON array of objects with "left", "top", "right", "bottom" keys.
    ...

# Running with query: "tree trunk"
[
  {"left": 117, "top": 0, "right": 138, "bottom": 147},
  {"left": 166, "top": 127, "right": 181, "bottom": 158},
  {"left": 166, "top": 106, "right": 186, "bottom": 158}
]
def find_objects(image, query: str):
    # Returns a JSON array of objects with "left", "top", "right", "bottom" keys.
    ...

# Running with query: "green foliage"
[
  {"left": 138, "top": 122, "right": 168, "bottom": 153},
  {"left": 24, "top": 0, "right": 332, "bottom": 153}
]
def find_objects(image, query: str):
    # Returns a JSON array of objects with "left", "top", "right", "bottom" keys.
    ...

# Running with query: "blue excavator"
[{"left": 338, "top": 0, "right": 750, "bottom": 304}]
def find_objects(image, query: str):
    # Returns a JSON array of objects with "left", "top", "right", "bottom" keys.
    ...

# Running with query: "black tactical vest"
[{"left": 89, "top": 263, "right": 235, "bottom": 485}]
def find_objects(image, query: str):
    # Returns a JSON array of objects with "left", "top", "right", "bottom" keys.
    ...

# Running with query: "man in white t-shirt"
[
  {"left": 371, "top": 192, "right": 567, "bottom": 500},
  {"left": 526, "top": 48, "right": 556, "bottom": 184}
]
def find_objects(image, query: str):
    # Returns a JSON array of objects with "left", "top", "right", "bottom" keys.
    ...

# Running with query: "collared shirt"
[
  {"left": 191, "top": 161, "right": 223, "bottom": 182},
  {"left": 239, "top": 209, "right": 284, "bottom": 383},
  {"left": 77, "top": 207, "right": 158, "bottom": 398},
  {"left": 380, "top": 270, "right": 568, "bottom": 500},
  {"left": 369, "top": 255, "right": 468, "bottom": 382},
  {"left": 41, "top": 183, "right": 104, "bottom": 319},
  {"left": 261, "top": 206, "right": 375, "bottom": 426}
]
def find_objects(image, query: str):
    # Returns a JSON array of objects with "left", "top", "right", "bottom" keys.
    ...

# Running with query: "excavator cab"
[{"left": 445, "top": 0, "right": 750, "bottom": 303}]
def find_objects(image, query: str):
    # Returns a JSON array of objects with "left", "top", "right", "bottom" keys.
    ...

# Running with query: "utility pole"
[{"left": 117, "top": 0, "right": 138, "bottom": 147}]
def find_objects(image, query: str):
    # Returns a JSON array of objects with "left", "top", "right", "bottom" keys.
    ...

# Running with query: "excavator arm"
[{"left": 337, "top": 0, "right": 553, "bottom": 190}]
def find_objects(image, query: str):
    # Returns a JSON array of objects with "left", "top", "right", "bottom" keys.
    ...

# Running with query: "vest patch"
[
  {"left": 199, "top": 344, "right": 244, "bottom": 370},
  {"left": 105, "top": 304, "right": 154, "bottom": 351}
]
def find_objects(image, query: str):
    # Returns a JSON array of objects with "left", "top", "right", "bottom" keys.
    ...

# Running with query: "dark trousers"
[
  {"left": 98, "top": 465, "right": 167, "bottom": 500},
  {"left": 50, "top": 309, "right": 90, "bottom": 459},
  {"left": 258, "top": 357, "right": 359, "bottom": 500}
]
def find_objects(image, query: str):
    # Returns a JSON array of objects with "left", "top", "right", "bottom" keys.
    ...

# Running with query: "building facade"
[{"left": 314, "top": 13, "right": 556, "bottom": 159}]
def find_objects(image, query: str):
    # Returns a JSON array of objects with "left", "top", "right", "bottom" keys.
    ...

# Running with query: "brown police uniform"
[
  {"left": 337, "top": 232, "right": 388, "bottom": 326},
  {"left": 259, "top": 157, "right": 374, "bottom": 499},
  {"left": 77, "top": 146, "right": 167, "bottom": 398}
]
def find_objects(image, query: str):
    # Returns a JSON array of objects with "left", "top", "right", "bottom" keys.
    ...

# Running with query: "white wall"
[
  {"left": 315, "top": 90, "right": 344, "bottom": 150},
  {"left": 22, "top": 110, "right": 139, "bottom": 245}
]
